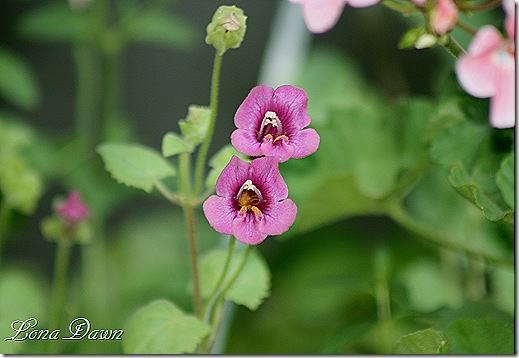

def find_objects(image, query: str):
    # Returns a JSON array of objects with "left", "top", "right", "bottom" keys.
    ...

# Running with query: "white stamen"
[
  {"left": 236, "top": 179, "right": 264, "bottom": 203},
  {"left": 258, "top": 111, "right": 283, "bottom": 141}
]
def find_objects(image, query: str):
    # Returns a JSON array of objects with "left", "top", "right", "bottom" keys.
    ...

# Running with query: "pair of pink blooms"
[
  {"left": 203, "top": 85, "right": 320, "bottom": 245},
  {"left": 291, "top": 0, "right": 515, "bottom": 129}
]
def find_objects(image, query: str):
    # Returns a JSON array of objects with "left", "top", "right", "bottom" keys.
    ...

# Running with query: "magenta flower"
[
  {"left": 231, "top": 85, "right": 320, "bottom": 163},
  {"left": 430, "top": 0, "right": 458, "bottom": 35},
  {"left": 56, "top": 191, "right": 90, "bottom": 225},
  {"left": 203, "top": 156, "right": 297, "bottom": 245},
  {"left": 289, "top": 0, "right": 380, "bottom": 34},
  {"left": 455, "top": 24, "right": 515, "bottom": 128}
]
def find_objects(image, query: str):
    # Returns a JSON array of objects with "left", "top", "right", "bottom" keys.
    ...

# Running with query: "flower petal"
[
  {"left": 231, "top": 128, "right": 263, "bottom": 157},
  {"left": 273, "top": 85, "right": 311, "bottom": 130},
  {"left": 203, "top": 195, "right": 235, "bottom": 235},
  {"left": 250, "top": 156, "right": 289, "bottom": 201},
  {"left": 293, "top": 0, "right": 347, "bottom": 34},
  {"left": 456, "top": 52, "right": 498, "bottom": 98},
  {"left": 258, "top": 199, "right": 297, "bottom": 236},
  {"left": 489, "top": 56, "right": 516, "bottom": 128},
  {"left": 232, "top": 214, "right": 268, "bottom": 245},
  {"left": 234, "top": 85, "right": 274, "bottom": 129},
  {"left": 347, "top": 0, "right": 380, "bottom": 8},
  {"left": 290, "top": 128, "right": 320, "bottom": 158},
  {"left": 466, "top": 25, "right": 503, "bottom": 57},
  {"left": 215, "top": 155, "right": 249, "bottom": 197},
  {"left": 503, "top": 0, "right": 515, "bottom": 40},
  {"left": 260, "top": 139, "right": 295, "bottom": 162}
]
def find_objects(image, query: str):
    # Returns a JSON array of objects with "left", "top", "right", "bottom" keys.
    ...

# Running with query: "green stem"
[
  {"left": 389, "top": 203, "right": 514, "bottom": 268},
  {"left": 440, "top": 35, "right": 465, "bottom": 58},
  {"left": 202, "top": 237, "right": 236, "bottom": 322},
  {"left": 72, "top": 44, "right": 101, "bottom": 162},
  {"left": 381, "top": 0, "right": 421, "bottom": 14},
  {"left": 204, "top": 245, "right": 252, "bottom": 353},
  {"left": 457, "top": 0, "right": 502, "bottom": 11},
  {"left": 47, "top": 241, "right": 72, "bottom": 354},
  {"left": 179, "top": 153, "right": 203, "bottom": 318},
  {"left": 154, "top": 180, "right": 181, "bottom": 205},
  {"left": 194, "top": 53, "right": 223, "bottom": 198}
]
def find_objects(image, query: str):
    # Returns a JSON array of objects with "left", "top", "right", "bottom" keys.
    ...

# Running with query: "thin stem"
[
  {"left": 456, "top": 20, "right": 477, "bottom": 36},
  {"left": 154, "top": 180, "right": 181, "bottom": 205},
  {"left": 389, "top": 203, "right": 514, "bottom": 268},
  {"left": 457, "top": 0, "right": 502, "bottom": 11},
  {"left": 179, "top": 152, "right": 203, "bottom": 318},
  {"left": 204, "top": 245, "right": 252, "bottom": 352},
  {"left": 194, "top": 53, "right": 223, "bottom": 197},
  {"left": 47, "top": 241, "right": 72, "bottom": 354},
  {"left": 381, "top": 0, "right": 421, "bottom": 14},
  {"left": 440, "top": 35, "right": 466, "bottom": 58},
  {"left": 202, "top": 237, "right": 236, "bottom": 322}
]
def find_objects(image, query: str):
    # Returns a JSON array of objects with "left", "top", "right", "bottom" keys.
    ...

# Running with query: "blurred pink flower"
[
  {"left": 203, "top": 156, "right": 297, "bottom": 245},
  {"left": 430, "top": 0, "right": 458, "bottom": 35},
  {"left": 289, "top": 0, "right": 380, "bottom": 34},
  {"left": 56, "top": 191, "right": 90, "bottom": 225},
  {"left": 231, "top": 85, "right": 319, "bottom": 163},
  {"left": 503, "top": 0, "right": 515, "bottom": 40},
  {"left": 456, "top": 24, "right": 515, "bottom": 128}
]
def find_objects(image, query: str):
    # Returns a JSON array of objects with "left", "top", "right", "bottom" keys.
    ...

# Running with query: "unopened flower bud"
[
  {"left": 56, "top": 191, "right": 90, "bottom": 226},
  {"left": 205, "top": 5, "right": 247, "bottom": 56}
]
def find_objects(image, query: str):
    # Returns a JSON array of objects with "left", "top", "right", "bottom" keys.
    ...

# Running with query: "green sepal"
[
  {"left": 40, "top": 215, "right": 93, "bottom": 245},
  {"left": 205, "top": 5, "right": 247, "bottom": 56}
]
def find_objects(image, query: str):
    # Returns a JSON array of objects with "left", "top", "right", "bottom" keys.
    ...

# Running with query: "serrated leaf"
[
  {"left": 121, "top": 9, "right": 198, "bottom": 49},
  {"left": 205, "top": 145, "right": 246, "bottom": 189},
  {"left": 123, "top": 300, "right": 210, "bottom": 354},
  {"left": 448, "top": 162, "right": 514, "bottom": 223},
  {"left": 178, "top": 105, "right": 211, "bottom": 147},
  {"left": 394, "top": 329, "right": 444, "bottom": 354},
  {"left": 199, "top": 247, "right": 271, "bottom": 310},
  {"left": 496, "top": 151, "right": 514, "bottom": 209},
  {"left": 97, "top": 143, "right": 176, "bottom": 193},
  {"left": 162, "top": 132, "right": 194, "bottom": 157},
  {"left": 443, "top": 318, "right": 514, "bottom": 354},
  {"left": 0, "top": 48, "right": 40, "bottom": 110},
  {"left": 17, "top": 2, "right": 93, "bottom": 43}
]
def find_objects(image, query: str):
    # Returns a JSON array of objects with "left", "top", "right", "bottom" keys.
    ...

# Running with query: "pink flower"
[
  {"left": 430, "top": 0, "right": 458, "bottom": 35},
  {"left": 503, "top": 0, "right": 515, "bottom": 40},
  {"left": 231, "top": 85, "right": 320, "bottom": 163},
  {"left": 56, "top": 191, "right": 90, "bottom": 225},
  {"left": 289, "top": 0, "right": 380, "bottom": 34},
  {"left": 203, "top": 156, "right": 297, "bottom": 245},
  {"left": 455, "top": 25, "right": 515, "bottom": 128}
]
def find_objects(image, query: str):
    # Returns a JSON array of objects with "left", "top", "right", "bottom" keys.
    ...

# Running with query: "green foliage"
[
  {"left": 40, "top": 215, "right": 92, "bottom": 244},
  {"left": 495, "top": 152, "right": 514, "bottom": 210},
  {"left": 0, "top": 117, "right": 43, "bottom": 214},
  {"left": 205, "top": 144, "right": 246, "bottom": 189},
  {"left": 17, "top": 2, "right": 94, "bottom": 43},
  {"left": 0, "top": 269, "right": 48, "bottom": 354},
  {"left": 393, "top": 329, "right": 444, "bottom": 354},
  {"left": 97, "top": 143, "right": 176, "bottom": 193},
  {"left": 0, "top": 48, "right": 40, "bottom": 111},
  {"left": 443, "top": 318, "right": 514, "bottom": 354},
  {"left": 123, "top": 299, "right": 210, "bottom": 354},
  {"left": 162, "top": 105, "right": 212, "bottom": 157},
  {"left": 199, "top": 246, "right": 271, "bottom": 310},
  {"left": 120, "top": 8, "right": 198, "bottom": 50}
]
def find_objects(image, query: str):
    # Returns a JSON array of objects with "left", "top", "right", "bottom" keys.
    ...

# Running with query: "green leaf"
[
  {"left": 122, "top": 9, "right": 198, "bottom": 49},
  {"left": 205, "top": 144, "right": 246, "bottom": 189},
  {"left": 0, "top": 48, "right": 39, "bottom": 110},
  {"left": 178, "top": 105, "right": 211, "bottom": 147},
  {"left": 448, "top": 161, "right": 513, "bottom": 224},
  {"left": 123, "top": 299, "right": 210, "bottom": 354},
  {"left": 0, "top": 152, "right": 43, "bottom": 214},
  {"left": 443, "top": 318, "right": 514, "bottom": 354},
  {"left": 393, "top": 329, "right": 444, "bottom": 354},
  {"left": 97, "top": 143, "right": 176, "bottom": 193},
  {"left": 429, "top": 121, "right": 488, "bottom": 167},
  {"left": 496, "top": 151, "right": 514, "bottom": 209},
  {"left": 17, "top": 2, "right": 93, "bottom": 43},
  {"left": 0, "top": 269, "right": 47, "bottom": 354},
  {"left": 199, "top": 247, "right": 271, "bottom": 310},
  {"left": 162, "top": 132, "right": 194, "bottom": 157}
]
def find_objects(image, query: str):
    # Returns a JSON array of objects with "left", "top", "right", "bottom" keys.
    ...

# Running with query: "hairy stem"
[{"left": 194, "top": 53, "right": 223, "bottom": 198}]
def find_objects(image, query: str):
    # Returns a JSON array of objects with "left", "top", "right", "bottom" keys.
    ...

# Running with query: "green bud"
[{"left": 205, "top": 5, "right": 247, "bottom": 56}]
